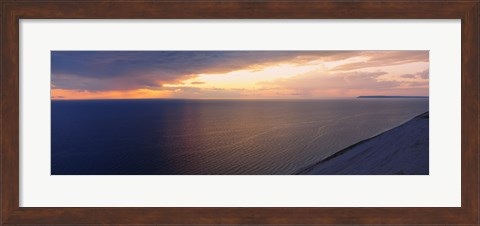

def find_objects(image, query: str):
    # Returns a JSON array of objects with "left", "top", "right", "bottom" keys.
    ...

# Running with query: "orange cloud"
[{"left": 52, "top": 88, "right": 173, "bottom": 100}]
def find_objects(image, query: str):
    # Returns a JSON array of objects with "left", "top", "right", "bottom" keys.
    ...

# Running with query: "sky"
[{"left": 51, "top": 51, "right": 429, "bottom": 100}]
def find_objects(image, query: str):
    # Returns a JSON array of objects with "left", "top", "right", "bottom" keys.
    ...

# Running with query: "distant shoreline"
[{"left": 297, "top": 111, "right": 429, "bottom": 175}]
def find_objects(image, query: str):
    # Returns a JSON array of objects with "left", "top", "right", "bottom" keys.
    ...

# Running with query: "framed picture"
[{"left": 1, "top": 1, "right": 478, "bottom": 225}]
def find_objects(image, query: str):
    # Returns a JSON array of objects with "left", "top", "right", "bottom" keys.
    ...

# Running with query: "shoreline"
[{"left": 297, "top": 111, "right": 429, "bottom": 175}]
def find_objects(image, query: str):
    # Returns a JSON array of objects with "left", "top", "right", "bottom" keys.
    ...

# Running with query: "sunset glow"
[{"left": 51, "top": 51, "right": 429, "bottom": 99}]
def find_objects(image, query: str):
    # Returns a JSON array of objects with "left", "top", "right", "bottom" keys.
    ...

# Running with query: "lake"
[{"left": 51, "top": 98, "right": 428, "bottom": 175}]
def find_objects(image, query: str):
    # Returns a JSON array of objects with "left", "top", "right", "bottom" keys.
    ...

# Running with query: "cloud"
[
  {"left": 52, "top": 72, "right": 184, "bottom": 92},
  {"left": 406, "top": 82, "right": 429, "bottom": 87},
  {"left": 418, "top": 69, "right": 429, "bottom": 79},
  {"left": 51, "top": 51, "right": 362, "bottom": 91},
  {"left": 264, "top": 70, "right": 394, "bottom": 89},
  {"left": 401, "top": 74, "right": 417, "bottom": 79},
  {"left": 190, "top": 81, "right": 205, "bottom": 85},
  {"left": 400, "top": 69, "right": 429, "bottom": 79},
  {"left": 258, "top": 70, "right": 428, "bottom": 97},
  {"left": 332, "top": 51, "right": 429, "bottom": 71}
]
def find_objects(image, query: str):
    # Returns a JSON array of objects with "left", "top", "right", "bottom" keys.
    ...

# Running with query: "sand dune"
[{"left": 298, "top": 112, "right": 429, "bottom": 175}]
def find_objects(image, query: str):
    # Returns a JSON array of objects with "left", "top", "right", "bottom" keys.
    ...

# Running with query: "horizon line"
[{"left": 51, "top": 96, "right": 430, "bottom": 101}]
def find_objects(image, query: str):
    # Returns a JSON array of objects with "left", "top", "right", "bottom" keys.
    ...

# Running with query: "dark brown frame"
[{"left": 1, "top": 1, "right": 479, "bottom": 225}]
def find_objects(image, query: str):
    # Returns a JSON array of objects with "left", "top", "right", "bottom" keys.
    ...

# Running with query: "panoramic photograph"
[{"left": 51, "top": 51, "right": 429, "bottom": 175}]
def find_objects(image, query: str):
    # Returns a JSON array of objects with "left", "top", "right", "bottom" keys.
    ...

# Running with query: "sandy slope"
[{"left": 298, "top": 112, "right": 429, "bottom": 175}]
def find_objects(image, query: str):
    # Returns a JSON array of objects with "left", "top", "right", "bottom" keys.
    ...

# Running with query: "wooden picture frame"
[{"left": 1, "top": 1, "right": 478, "bottom": 225}]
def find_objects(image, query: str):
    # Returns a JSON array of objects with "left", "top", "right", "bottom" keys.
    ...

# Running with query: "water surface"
[{"left": 51, "top": 99, "right": 428, "bottom": 175}]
